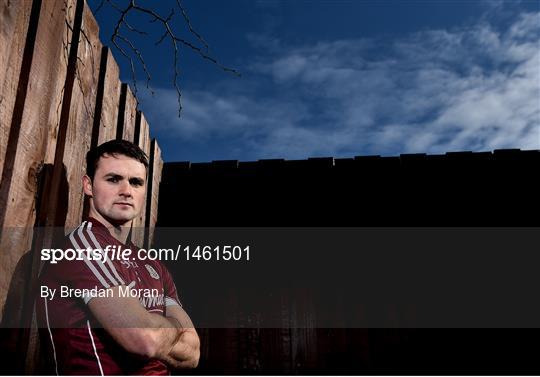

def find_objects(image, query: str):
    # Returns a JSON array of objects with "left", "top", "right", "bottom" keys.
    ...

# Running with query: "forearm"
[
  {"left": 89, "top": 287, "right": 199, "bottom": 369},
  {"left": 166, "top": 325, "right": 200, "bottom": 369},
  {"left": 143, "top": 313, "right": 181, "bottom": 357},
  {"left": 147, "top": 314, "right": 199, "bottom": 369},
  {"left": 162, "top": 307, "right": 200, "bottom": 368}
]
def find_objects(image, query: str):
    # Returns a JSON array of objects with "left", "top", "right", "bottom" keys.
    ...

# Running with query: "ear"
[{"left": 82, "top": 175, "right": 93, "bottom": 197}]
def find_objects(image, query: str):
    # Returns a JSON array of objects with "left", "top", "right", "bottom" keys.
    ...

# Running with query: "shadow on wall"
[{"left": 0, "top": 163, "right": 68, "bottom": 374}]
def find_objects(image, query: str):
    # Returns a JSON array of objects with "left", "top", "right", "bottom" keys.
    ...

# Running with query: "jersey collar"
[{"left": 85, "top": 217, "right": 137, "bottom": 249}]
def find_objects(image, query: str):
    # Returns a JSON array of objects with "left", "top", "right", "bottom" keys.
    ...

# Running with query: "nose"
[{"left": 118, "top": 180, "right": 132, "bottom": 197}]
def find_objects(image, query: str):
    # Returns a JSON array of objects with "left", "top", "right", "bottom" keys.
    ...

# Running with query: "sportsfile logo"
[
  {"left": 41, "top": 244, "right": 252, "bottom": 263},
  {"left": 41, "top": 245, "right": 152, "bottom": 263}
]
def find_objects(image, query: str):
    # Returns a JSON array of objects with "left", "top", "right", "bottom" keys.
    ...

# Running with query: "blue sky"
[{"left": 92, "top": 0, "right": 540, "bottom": 162}]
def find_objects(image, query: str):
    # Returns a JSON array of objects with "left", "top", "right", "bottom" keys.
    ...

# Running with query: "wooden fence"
[
  {"left": 158, "top": 149, "right": 539, "bottom": 373},
  {"left": 0, "top": 0, "right": 163, "bottom": 342}
]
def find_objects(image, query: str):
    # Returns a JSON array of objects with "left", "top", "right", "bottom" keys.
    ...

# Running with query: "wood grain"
[
  {"left": 131, "top": 111, "right": 150, "bottom": 247},
  {"left": 117, "top": 83, "right": 136, "bottom": 142},
  {"left": 0, "top": 1, "right": 164, "bottom": 372},
  {"left": 144, "top": 139, "right": 163, "bottom": 249},
  {"left": 0, "top": 0, "right": 33, "bottom": 181},
  {"left": 61, "top": 1, "right": 101, "bottom": 228},
  {"left": 0, "top": 0, "right": 76, "bottom": 316},
  {"left": 96, "top": 48, "right": 120, "bottom": 145}
]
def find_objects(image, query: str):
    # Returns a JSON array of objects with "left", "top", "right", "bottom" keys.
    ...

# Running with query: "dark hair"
[{"left": 86, "top": 139, "right": 149, "bottom": 179}]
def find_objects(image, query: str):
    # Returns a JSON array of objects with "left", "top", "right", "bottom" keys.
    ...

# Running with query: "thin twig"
[
  {"left": 176, "top": 0, "right": 209, "bottom": 52},
  {"left": 124, "top": 19, "right": 147, "bottom": 35},
  {"left": 91, "top": 0, "right": 240, "bottom": 116},
  {"left": 115, "top": 34, "right": 152, "bottom": 91}
]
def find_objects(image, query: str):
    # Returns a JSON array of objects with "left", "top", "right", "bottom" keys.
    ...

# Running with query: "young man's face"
[{"left": 83, "top": 153, "right": 147, "bottom": 227}]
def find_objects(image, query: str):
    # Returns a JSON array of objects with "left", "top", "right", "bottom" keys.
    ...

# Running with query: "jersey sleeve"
[
  {"left": 60, "top": 223, "right": 127, "bottom": 304},
  {"left": 160, "top": 264, "right": 182, "bottom": 308}
]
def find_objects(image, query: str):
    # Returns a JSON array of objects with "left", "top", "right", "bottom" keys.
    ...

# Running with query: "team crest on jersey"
[{"left": 145, "top": 264, "right": 160, "bottom": 280}]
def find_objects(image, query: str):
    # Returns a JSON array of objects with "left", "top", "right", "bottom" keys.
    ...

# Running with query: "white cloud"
[
  {"left": 509, "top": 12, "right": 540, "bottom": 39},
  {"left": 144, "top": 10, "right": 540, "bottom": 160}
]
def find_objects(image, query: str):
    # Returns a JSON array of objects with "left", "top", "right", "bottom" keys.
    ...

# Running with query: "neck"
[
  {"left": 88, "top": 210, "right": 131, "bottom": 244},
  {"left": 108, "top": 223, "right": 131, "bottom": 244}
]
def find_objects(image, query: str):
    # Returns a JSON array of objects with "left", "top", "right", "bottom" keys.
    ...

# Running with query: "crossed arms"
[{"left": 89, "top": 286, "right": 200, "bottom": 369}]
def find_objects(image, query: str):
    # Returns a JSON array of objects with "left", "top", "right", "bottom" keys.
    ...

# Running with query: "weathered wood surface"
[
  {"left": 0, "top": 0, "right": 164, "bottom": 372},
  {"left": 0, "top": 0, "right": 77, "bottom": 370},
  {"left": 0, "top": 0, "right": 76, "bottom": 314},
  {"left": 131, "top": 111, "right": 150, "bottom": 247},
  {"left": 95, "top": 47, "right": 120, "bottom": 146},
  {"left": 0, "top": 0, "right": 33, "bottom": 181},
  {"left": 0, "top": 0, "right": 164, "bottom": 326},
  {"left": 61, "top": 1, "right": 101, "bottom": 228},
  {"left": 136, "top": 111, "right": 151, "bottom": 154},
  {"left": 117, "top": 83, "right": 137, "bottom": 142},
  {"left": 144, "top": 139, "right": 163, "bottom": 249}
]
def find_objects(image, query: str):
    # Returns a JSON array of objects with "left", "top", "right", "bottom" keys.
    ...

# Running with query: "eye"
[
  {"left": 130, "top": 179, "right": 144, "bottom": 187},
  {"left": 107, "top": 177, "right": 119, "bottom": 183}
]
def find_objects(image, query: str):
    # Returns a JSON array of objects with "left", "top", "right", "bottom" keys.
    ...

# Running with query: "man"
[{"left": 37, "top": 140, "right": 199, "bottom": 375}]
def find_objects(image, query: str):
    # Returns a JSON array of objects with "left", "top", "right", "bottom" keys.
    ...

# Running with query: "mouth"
[{"left": 115, "top": 202, "right": 134, "bottom": 207}]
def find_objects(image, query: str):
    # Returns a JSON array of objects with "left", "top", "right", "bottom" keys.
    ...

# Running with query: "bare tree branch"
[
  {"left": 175, "top": 0, "right": 209, "bottom": 52},
  {"left": 124, "top": 19, "right": 147, "bottom": 35},
  {"left": 89, "top": 0, "right": 240, "bottom": 117},
  {"left": 115, "top": 33, "right": 152, "bottom": 93}
]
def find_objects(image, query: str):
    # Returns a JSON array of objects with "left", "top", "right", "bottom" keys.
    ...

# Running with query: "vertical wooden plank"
[
  {"left": 0, "top": 0, "right": 75, "bottom": 372},
  {"left": 116, "top": 83, "right": 136, "bottom": 142},
  {"left": 94, "top": 47, "right": 120, "bottom": 146},
  {"left": 290, "top": 288, "right": 318, "bottom": 372},
  {"left": 279, "top": 295, "right": 293, "bottom": 371},
  {"left": 83, "top": 46, "right": 120, "bottom": 219},
  {"left": 144, "top": 139, "right": 163, "bottom": 249},
  {"left": 124, "top": 86, "right": 137, "bottom": 142},
  {"left": 20, "top": 3, "right": 99, "bottom": 371},
  {"left": 61, "top": 0, "right": 101, "bottom": 228},
  {"left": 140, "top": 114, "right": 151, "bottom": 153},
  {"left": 0, "top": 0, "right": 76, "bottom": 317},
  {"left": 19, "top": 2, "right": 95, "bottom": 339},
  {"left": 131, "top": 111, "right": 150, "bottom": 247},
  {"left": 0, "top": 0, "right": 33, "bottom": 181}
]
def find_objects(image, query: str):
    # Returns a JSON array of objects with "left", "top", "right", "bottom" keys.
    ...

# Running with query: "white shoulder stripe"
[
  {"left": 66, "top": 221, "right": 87, "bottom": 247},
  {"left": 69, "top": 229, "right": 110, "bottom": 289},
  {"left": 87, "top": 320, "right": 104, "bottom": 376},
  {"left": 78, "top": 224, "right": 119, "bottom": 286},
  {"left": 44, "top": 298, "right": 59, "bottom": 376},
  {"left": 85, "top": 225, "right": 125, "bottom": 286}
]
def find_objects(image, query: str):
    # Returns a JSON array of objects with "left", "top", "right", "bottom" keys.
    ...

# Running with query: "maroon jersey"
[{"left": 36, "top": 218, "right": 182, "bottom": 375}]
